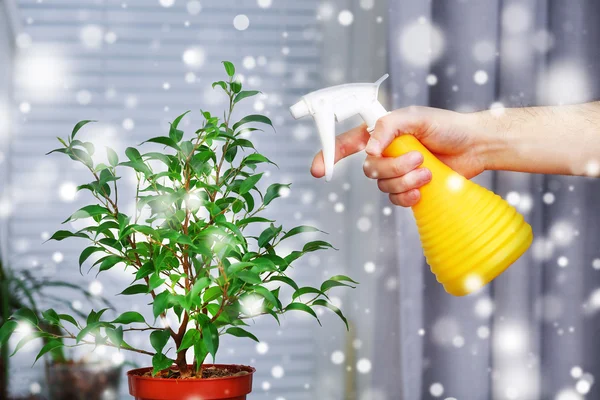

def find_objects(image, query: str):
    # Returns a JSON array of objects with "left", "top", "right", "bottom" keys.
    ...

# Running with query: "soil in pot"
[
  {"left": 128, "top": 364, "right": 255, "bottom": 400},
  {"left": 45, "top": 361, "right": 122, "bottom": 400}
]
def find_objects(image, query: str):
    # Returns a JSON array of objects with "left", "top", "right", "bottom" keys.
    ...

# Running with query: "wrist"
[{"left": 467, "top": 109, "right": 511, "bottom": 172}]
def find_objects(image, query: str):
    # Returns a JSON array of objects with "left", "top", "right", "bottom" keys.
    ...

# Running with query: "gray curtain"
[{"left": 376, "top": 1, "right": 600, "bottom": 399}]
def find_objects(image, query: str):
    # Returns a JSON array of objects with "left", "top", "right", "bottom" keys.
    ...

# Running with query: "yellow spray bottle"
[{"left": 290, "top": 75, "right": 533, "bottom": 296}]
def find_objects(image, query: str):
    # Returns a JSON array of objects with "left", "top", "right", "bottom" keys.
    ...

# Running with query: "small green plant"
[{"left": 0, "top": 62, "right": 356, "bottom": 378}]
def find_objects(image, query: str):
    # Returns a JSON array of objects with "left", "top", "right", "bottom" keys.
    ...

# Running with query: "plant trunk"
[{"left": 175, "top": 350, "right": 190, "bottom": 377}]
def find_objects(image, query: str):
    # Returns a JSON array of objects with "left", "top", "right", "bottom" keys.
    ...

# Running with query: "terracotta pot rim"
[{"left": 127, "top": 364, "right": 256, "bottom": 382}]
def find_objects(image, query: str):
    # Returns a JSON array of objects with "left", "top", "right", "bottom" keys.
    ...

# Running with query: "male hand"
[{"left": 311, "top": 106, "right": 488, "bottom": 207}]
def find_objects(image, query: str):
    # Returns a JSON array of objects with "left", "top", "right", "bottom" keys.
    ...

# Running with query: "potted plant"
[
  {"left": 0, "top": 61, "right": 356, "bottom": 400},
  {"left": 0, "top": 254, "right": 120, "bottom": 400}
]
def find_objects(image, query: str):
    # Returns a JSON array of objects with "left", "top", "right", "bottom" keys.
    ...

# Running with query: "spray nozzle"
[{"left": 289, "top": 74, "right": 390, "bottom": 181}]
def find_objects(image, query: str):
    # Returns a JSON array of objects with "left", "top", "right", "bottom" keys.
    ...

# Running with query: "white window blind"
[{"left": 6, "top": 1, "right": 342, "bottom": 398}]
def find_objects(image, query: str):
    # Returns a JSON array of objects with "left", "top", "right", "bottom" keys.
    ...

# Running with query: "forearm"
[{"left": 476, "top": 102, "right": 600, "bottom": 176}]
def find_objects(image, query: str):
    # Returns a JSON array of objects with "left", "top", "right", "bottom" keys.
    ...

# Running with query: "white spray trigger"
[{"left": 289, "top": 74, "right": 390, "bottom": 181}]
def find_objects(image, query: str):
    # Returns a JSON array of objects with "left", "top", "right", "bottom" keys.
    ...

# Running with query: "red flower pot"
[{"left": 128, "top": 364, "right": 255, "bottom": 400}]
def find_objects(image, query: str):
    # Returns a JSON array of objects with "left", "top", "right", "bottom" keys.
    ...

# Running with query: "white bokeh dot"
[
  {"left": 80, "top": 25, "right": 104, "bottom": 49},
  {"left": 557, "top": 256, "right": 569, "bottom": 267},
  {"left": 159, "top": 0, "right": 175, "bottom": 7},
  {"left": 357, "top": 217, "right": 372, "bottom": 232},
  {"left": 592, "top": 259, "right": 600, "bottom": 270},
  {"left": 543, "top": 192, "right": 555, "bottom": 204},
  {"left": 271, "top": 365, "right": 284, "bottom": 379},
  {"left": 243, "top": 56, "right": 256, "bottom": 70},
  {"left": 360, "top": 0, "right": 374, "bottom": 10},
  {"left": 430, "top": 383, "right": 444, "bottom": 397},
  {"left": 59, "top": 182, "right": 78, "bottom": 202},
  {"left": 186, "top": 0, "right": 202, "bottom": 14},
  {"left": 256, "top": 342, "right": 269, "bottom": 354},
  {"left": 257, "top": 0, "right": 272, "bottom": 8},
  {"left": 89, "top": 280, "right": 103, "bottom": 296},
  {"left": 122, "top": 118, "right": 135, "bottom": 130},
  {"left": 331, "top": 351, "right": 345, "bottom": 364},
  {"left": 474, "top": 70, "right": 489, "bottom": 85},
  {"left": 426, "top": 74, "right": 438, "bottom": 86},
  {"left": 234, "top": 14, "right": 250, "bottom": 31},
  {"left": 182, "top": 47, "right": 205, "bottom": 68},
  {"left": 338, "top": 10, "right": 354, "bottom": 26},
  {"left": 52, "top": 251, "right": 64, "bottom": 263},
  {"left": 20, "top": 102, "right": 31, "bottom": 114},
  {"left": 356, "top": 358, "right": 372, "bottom": 374},
  {"left": 364, "top": 262, "right": 376, "bottom": 273}
]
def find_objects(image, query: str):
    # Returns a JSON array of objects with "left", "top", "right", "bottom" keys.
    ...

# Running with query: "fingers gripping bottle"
[{"left": 290, "top": 75, "right": 533, "bottom": 296}]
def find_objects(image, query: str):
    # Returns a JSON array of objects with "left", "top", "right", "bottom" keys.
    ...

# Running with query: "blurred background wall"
[{"left": 1, "top": 1, "right": 600, "bottom": 400}]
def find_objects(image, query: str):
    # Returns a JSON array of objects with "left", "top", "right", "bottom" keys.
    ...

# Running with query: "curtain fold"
[{"left": 384, "top": 1, "right": 600, "bottom": 399}]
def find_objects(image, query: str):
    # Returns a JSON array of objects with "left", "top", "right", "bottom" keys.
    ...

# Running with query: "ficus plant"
[{"left": 0, "top": 62, "right": 356, "bottom": 378}]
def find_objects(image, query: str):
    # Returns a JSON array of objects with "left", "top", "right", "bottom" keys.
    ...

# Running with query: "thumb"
[{"left": 365, "top": 107, "right": 429, "bottom": 156}]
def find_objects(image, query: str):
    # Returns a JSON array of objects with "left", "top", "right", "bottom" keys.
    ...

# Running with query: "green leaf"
[
  {"left": 125, "top": 147, "right": 143, "bottom": 162},
  {"left": 226, "top": 327, "right": 259, "bottom": 342},
  {"left": 71, "top": 120, "right": 96, "bottom": 139},
  {"left": 320, "top": 280, "right": 355, "bottom": 292},
  {"left": 264, "top": 183, "right": 291, "bottom": 206},
  {"left": 180, "top": 141, "right": 194, "bottom": 157},
  {"left": 243, "top": 153, "right": 275, "bottom": 166},
  {"left": 105, "top": 326, "right": 124, "bottom": 348},
  {"left": 119, "top": 284, "right": 149, "bottom": 296},
  {"left": 86, "top": 308, "right": 109, "bottom": 325},
  {"left": 0, "top": 320, "right": 18, "bottom": 344},
  {"left": 313, "top": 299, "right": 349, "bottom": 330},
  {"left": 222, "top": 61, "right": 235, "bottom": 77},
  {"left": 148, "top": 273, "right": 166, "bottom": 292},
  {"left": 268, "top": 276, "right": 299, "bottom": 291},
  {"left": 237, "top": 271, "right": 262, "bottom": 285},
  {"left": 13, "top": 308, "right": 38, "bottom": 326},
  {"left": 153, "top": 291, "right": 171, "bottom": 318},
  {"left": 303, "top": 240, "right": 336, "bottom": 252},
  {"left": 234, "top": 90, "right": 260, "bottom": 104},
  {"left": 64, "top": 205, "right": 111, "bottom": 223},
  {"left": 35, "top": 340, "right": 64, "bottom": 364},
  {"left": 212, "top": 81, "right": 227, "bottom": 91},
  {"left": 106, "top": 147, "right": 119, "bottom": 166},
  {"left": 171, "top": 110, "right": 190, "bottom": 130},
  {"left": 193, "top": 341, "right": 209, "bottom": 373},
  {"left": 152, "top": 353, "right": 173, "bottom": 376},
  {"left": 328, "top": 275, "right": 359, "bottom": 285},
  {"left": 58, "top": 314, "right": 78, "bottom": 327},
  {"left": 239, "top": 173, "right": 263, "bottom": 195},
  {"left": 203, "top": 286, "right": 222, "bottom": 303},
  {"left": 68, "top": 148, "right": 94, "bottom": 168},
  {"left": 190, "top": 277, "right": 211, "bottom": 300},
  {"left": 258, "top": 225, "right": 281, "bottom": 248},
  {"left": 150, "top": 329, "right": 171, "bottom": 353},
  {"left": 199, "top": 319, "right": 219, "bottom": 360},
  {"left": 230, "top": 81, "right": 242, "bottom": 93},
  {"left": 41, "top": 309, "right": 60, "bottom": 325},
  {"left": 112, "top": 311, "right": 146, "bottom": 325},
  {"left": 253, "top": 286, "right": 281, "bottom": 310},
  {"left": 48, "top": 230, "right": 89, "bottom": 242},
  {"left": 79, "top": 246, "right": 103, "bottom": 274},
  {"left": 233, "top": 114, "right": 274, "bottom": 132},
  {"left": 98, "top": 255, "right": 123, "bottom": 272},
  {"left": 142, "top": 136, "right": 180, "bottom": 150},
  {"left": 10, "top": 332, "right": 46, "bottom": 356},
  {"left": 282, "top": 225, "right": 322, "bottom": 240},
  {"left": 178, "top": 329, "right": 200, "bottom": 352},
  {"left": 292, "top": 286, "right": 327, "bottom": 301},
  {"left": 82, "top": 142, "right": 95, "bottom": 155},
  {"left": 285, "top": 302, "right": 321, "bottom": 324},
  {"left": 238, "top": 217, "right": 273, "bottom": 226}
]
